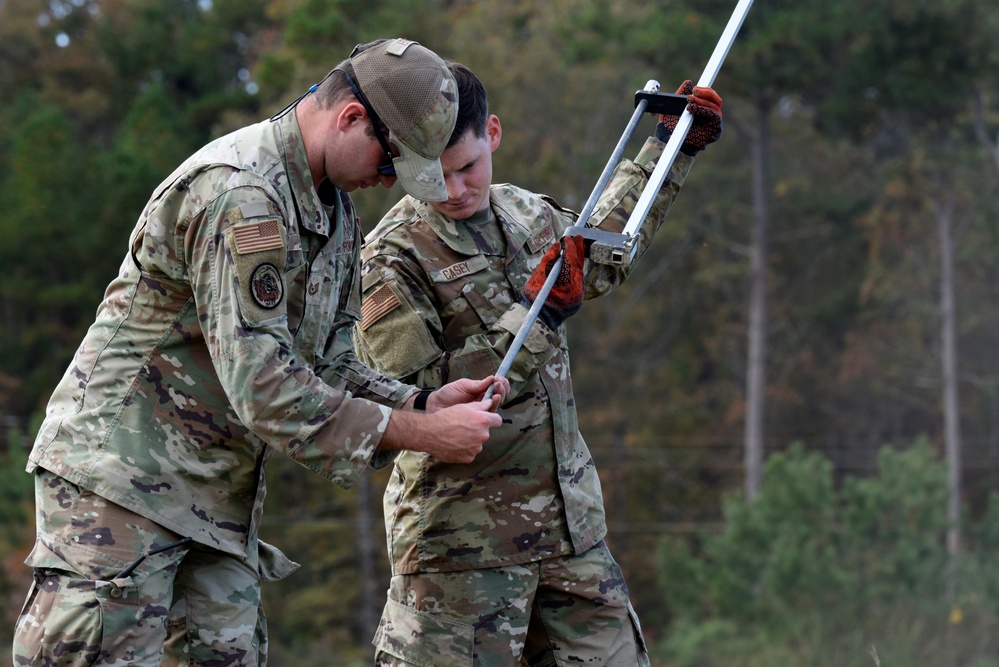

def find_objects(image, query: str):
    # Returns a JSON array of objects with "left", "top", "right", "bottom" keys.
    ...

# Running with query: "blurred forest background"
[{"left": 2, "top": 0, "right": 999, "bottom": 665}]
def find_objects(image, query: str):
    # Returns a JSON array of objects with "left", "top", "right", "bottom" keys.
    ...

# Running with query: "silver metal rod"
[
  {"left": 487, "top": 1, "right": 753, "bottom": 393},
  {"left": 573, "top": 79, "right": 660, "bottom": 232},
  {"left": 492, "top": 254, "right": 563, "bottom": 385},
  {"left": 698, "top": 0, "right": 756, "bottom": 90},
  {"left": 622, "top": 0, "right": 755, "bottom": 241},
  {"left": 488, "top": 81, "right": 659, "bottom": 391}
]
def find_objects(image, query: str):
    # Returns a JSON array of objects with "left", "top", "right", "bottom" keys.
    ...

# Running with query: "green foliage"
[
  {"left": 94, "top": 0, "right": 271, "bottom": 134},
  {"left": 661, "top": 444, "right": 844, "bottom": 629},
  {"left": 840, "top": 438, "right": 949, "bottom": 598},
  {"left": 282, "top": 0, "right": 360, "bottom": 64},
  {"left": 824, "top": 1, "right": 985, "bottom": 135},
  {"left": 0, "top": 435, "right": 32, "bottom": 535},
  {"left": 99, "top": 83, "right": 197, "bottom": 232},
  {"left": 0, "top": 434, "right": 34, "bottom": 665},
  {"left": 0, "top": 95, "right": 103, "bottom": 416},
  {"left": 656, "top": 440, "right": 999, "bottom": 666}
]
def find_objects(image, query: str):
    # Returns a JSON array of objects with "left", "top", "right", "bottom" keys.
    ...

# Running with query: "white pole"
[{"left": 622, "top": 0, "right": 755, "bottom": 242}]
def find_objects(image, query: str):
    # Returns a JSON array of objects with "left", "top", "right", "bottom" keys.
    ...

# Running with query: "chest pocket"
[
  {"left": 431, "top": 255, "right": 511, "bottom": 351},
  {"left": 302, "top": 241, "right": 355, "bottom": 357},
  {"left": 288, "top": 216, "right": 359, "bottom": 364}
]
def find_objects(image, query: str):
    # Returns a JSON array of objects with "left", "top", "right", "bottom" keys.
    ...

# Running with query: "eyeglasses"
[{"left": 339, "top": 69, "right": 397, "bottom": 176}]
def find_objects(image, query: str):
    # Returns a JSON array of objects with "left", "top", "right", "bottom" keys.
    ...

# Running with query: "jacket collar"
[
  {"left": 273, "top": 112, "right": 341, "bottom": 237},
  {"left": 409, "top": 185, "right": 551, "bottom": 259}
]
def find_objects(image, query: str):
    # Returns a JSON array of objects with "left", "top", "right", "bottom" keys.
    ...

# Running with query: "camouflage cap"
[{"left": 351, "top": 38, "right": 458, "bottom": 202}]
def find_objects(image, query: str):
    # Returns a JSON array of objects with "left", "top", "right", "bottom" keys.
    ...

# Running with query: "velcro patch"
[
  {"left": 232, "top": 220, "right": 283, "bottom": 255},
  {"left": 428, "top": 255, "right": 489, "bottom": 284},
  {"left": 361, "top": 283, "right": 401, "bottom": 330},
  {"left": 386, "top": 38, "right": 415, "bottom": 56},
  {"left": 527, "top": 222, "right": 556, "bottom": 254}
]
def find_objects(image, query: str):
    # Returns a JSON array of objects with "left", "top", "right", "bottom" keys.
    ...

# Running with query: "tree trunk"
[
  {"left": 745, "top": 93, "right": 772, "bottom": 501},
  {"left": 936, "top": 179, "right": 962, "bottom": 558},
  {"left": 355, "top": 471, "right": 381, "bottom": 641}
]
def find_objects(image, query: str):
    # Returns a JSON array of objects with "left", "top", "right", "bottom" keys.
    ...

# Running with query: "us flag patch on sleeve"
[
  {"left": 232, "top": 220, "right": 283, "bottom": 254},
  {"left": 361, "top": 283, "right": 402, "bottom": 330}
]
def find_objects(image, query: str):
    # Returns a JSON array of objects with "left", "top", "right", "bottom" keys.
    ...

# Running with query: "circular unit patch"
[{"left": 250, "top": 263, "right": 284, "bottom": 310}]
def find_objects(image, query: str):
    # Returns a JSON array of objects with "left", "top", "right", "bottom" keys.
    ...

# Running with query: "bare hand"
[
  {"left": 382, "top": 377, "right": 509, "bottom": 463},
  {"left": 428, "top": 376, "right": 509, "bottom": 413},
  {"left": 419, "top": 400, "right": 504, "bottom": 463}
]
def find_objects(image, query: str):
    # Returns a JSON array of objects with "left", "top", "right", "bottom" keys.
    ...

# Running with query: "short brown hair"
[{"left": 446, "top": 62, "right": 489, "bottom": 148}]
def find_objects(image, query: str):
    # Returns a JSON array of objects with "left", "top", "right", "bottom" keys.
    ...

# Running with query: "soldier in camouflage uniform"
[
  {"left": 355, "top": 63, "right": 723, "bottom": 666},
  {"left": 12, "top": 40, "right": 509, "bottom": 667}
]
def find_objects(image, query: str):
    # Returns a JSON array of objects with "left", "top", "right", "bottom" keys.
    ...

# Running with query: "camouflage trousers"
[
  {"left": 12, "top": 470, "right": 273, "bottom": 666},
  {"left": 372, "top": 540, "right": 649, "bottom": 667}
]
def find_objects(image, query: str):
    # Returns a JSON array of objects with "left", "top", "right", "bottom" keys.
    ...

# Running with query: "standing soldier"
[
  {"left": 355, "top": 62, "right": 722, "bottom": 665},
  {"left": 13, "top": 39, "right": 508, "bottom": 667}
]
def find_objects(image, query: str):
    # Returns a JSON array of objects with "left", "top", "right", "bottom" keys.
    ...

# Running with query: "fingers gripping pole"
[{"left": 486, "top": 0, "right": 753, "bottom": 396}]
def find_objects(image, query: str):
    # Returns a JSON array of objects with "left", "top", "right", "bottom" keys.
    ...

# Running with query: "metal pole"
[
  {"left": 488, "top": 0, "right": 754, "bottom": 391},
  {"left": 574, "top": 80, "right": 660, "bottom": 234},
  {"left": 490, "top": 252, "right": 565, "bottom": 387},
  {"left": 489, "top": 80, "right": 659, "bottom": 386},
  {"left": 622, "top": 0, "right": 754, "bottom": 241}
]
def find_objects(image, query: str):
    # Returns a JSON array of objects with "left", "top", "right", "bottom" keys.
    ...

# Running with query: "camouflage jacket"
[
  {"left": 28, "top": 112, "right": 415, "bottom": 559},
  {"left": 356, "top": 138, "right": 692, "bottom": 573}
]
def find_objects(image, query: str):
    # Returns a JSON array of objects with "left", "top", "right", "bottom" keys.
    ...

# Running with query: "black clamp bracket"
[{"left": 635, "top": 90, "right": 689, "bottom": 116}]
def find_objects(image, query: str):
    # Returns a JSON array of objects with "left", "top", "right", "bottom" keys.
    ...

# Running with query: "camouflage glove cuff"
[{"left": 656, "top": 80, "right": 724, "bottom": 156}]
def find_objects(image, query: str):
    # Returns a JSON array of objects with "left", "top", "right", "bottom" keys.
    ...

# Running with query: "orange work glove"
[
  {"left": 656, "top": 80, "right": 723, "bottom": 155},
  {"left": 521, "top": 236, "right": 586, "bottom": 330}
]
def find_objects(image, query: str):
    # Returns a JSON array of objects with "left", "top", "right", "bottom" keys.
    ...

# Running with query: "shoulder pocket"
[
  {"left": 357, "top": 281, "right": 441, "bottom": 379},
  {"left": 226, "top": 217, "right": 287, "bottom": 327}
]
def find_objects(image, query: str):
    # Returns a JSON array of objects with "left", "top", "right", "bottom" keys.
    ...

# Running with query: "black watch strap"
[{"left": 413, "top": 388, "right": 433, "bottom": 411}]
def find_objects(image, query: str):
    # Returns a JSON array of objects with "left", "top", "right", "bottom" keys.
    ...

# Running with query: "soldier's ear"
[
  {"left": 486, "top": 115, "right": 502, "bottom": 152},
  {"left": 337, "top": 101, "right": 367, "bottom": 132}
]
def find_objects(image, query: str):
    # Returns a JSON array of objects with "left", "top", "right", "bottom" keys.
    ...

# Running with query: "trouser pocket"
[
  {"left": 14, "top": 569, "right": 104, "bottom": 666},
  {"left": 14, "top": 534, "right": 188, "bottom": 666},
  {"left": 373, "top": 597, "right": 474, "bottom": 667}
]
